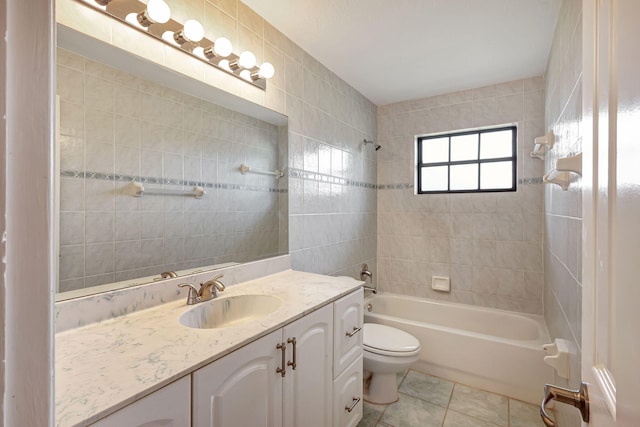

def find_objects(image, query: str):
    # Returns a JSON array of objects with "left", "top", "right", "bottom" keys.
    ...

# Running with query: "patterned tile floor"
[{"left": 357, "top": 370, "right": 545, "bottom": 427}]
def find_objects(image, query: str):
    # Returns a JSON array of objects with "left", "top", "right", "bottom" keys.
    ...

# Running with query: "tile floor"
[{"left": 357, "top": 369, "right": 545, "bottom": 427}]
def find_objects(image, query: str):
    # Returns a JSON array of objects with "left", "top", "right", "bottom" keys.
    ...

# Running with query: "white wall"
[
  {"left": 543, "top": 0, "right": 583, "bottom": 426},
  {"left": 3, "top": 0, "right": 55, "bottom": 425},
  {"left": 376, "top": 78, "right": 546, "bottom": 314}
]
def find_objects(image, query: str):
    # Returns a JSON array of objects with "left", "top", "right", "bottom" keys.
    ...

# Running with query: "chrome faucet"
[
  {"left": 161, "top": 271, "right": 178, "bottom": 279},
  {"left": 360, "top": 264, "right": 377, "bottom": 294},
  {"left": 178, "top": 274, "right": 225, "bottom": 305}
]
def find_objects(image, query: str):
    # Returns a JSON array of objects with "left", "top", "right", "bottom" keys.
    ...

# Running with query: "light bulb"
[
  {"left": 258, "top": 62, "right": 275, "bottom": 79},
  {"left": 239, "top": 69, "right": 252, "bottom": 81},
  {"left": 193, "top": 47, "right": 206, "bottom": 59},
  {"left": 125, "top": 12, "right": 146, "bottom": 29},
  {"left": 213, "top": 37, "right": 233, "bottom": 57},
  {"left": 162, "top": 31, "right": 178, "bottom": 45},
  {"left": 182, "top": 19, "right": 204, "bottom": 42},
  {"left": 218, "top": 59, "right": 231, "bottom": 72},
  {"left": 238, "top": 51, "right": 256, "bottom": 69},
  {"left": 135, "top": 0, "right": 171, "bottom": 27},
  {"left": 145, "top": 0, "right": 171, "bottom": 24},
  {"left": 203, "top": 37, "right": 233, "bottom": 60}
]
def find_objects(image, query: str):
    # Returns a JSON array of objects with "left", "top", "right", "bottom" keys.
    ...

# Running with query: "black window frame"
[{"left": 416, "top": 125, "right": 517, "bottom": 194}]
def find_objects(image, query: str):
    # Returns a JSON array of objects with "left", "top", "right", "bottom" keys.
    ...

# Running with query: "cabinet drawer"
[
  {"left": 332, "top": 355, "right": 363, "bottom": 427},
  {"left": 333, "top": 288, "right": 363, "bottom": 377}
]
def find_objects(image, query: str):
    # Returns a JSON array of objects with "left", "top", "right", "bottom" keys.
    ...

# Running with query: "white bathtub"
[{"left": 364, "top": 293, "right": 553, "bottom": 404}]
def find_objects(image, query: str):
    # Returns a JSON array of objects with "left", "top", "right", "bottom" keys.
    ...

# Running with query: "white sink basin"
[{"left": 179, "top": 294, "right": 282, "bottom": 329}]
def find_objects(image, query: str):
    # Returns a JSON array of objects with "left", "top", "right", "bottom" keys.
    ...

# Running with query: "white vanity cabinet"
[
  {"left": 192, "top": 304, "right": 334, "bottom": 427},
  {"left": 191, "top": 289, "right": 363, "bottom": 427},
  {"left": 89, "top": 376, "right": 190, "bottom": 427}
]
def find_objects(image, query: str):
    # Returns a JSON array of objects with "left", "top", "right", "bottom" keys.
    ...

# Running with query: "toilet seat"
[{"left": 363, "top": 323, "right": 421, "bottom": 357}]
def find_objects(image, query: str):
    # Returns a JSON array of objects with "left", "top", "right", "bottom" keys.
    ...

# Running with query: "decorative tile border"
[
  {"left": 287, "top": 168, "right": 543, "bottom": 190},
  {"left": 60, "top": 170, "right": 287, "bottom": 193},
  {"left": 518, "top": 177, "right": 544, "bottom": 185},
  {"left": 77, "top": 166, "right": 543, "bottom": 193},
  {"left": 287, "top": 168, "right": 377, "bottom": 189},
  {"left": 377, "top": 183, "right": 414, "bottom": 190}
]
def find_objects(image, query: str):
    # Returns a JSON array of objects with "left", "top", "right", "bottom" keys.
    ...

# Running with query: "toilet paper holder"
[{"left": 542, "top": 339, "right": 572, "bottom": 379}]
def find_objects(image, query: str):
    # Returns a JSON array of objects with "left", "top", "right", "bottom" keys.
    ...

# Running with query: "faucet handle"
[
  {"left": 178, "top": 283, "right": 199, "bottom": 305},
  {"left": 202, "top": 274, "right": 225, "bottom": 297}
]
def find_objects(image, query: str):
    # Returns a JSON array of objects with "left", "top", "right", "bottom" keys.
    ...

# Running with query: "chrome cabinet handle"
[
  {"left": 287, "top": 337, "right": 297, "bottom": 370},
  {"left": 540, "top": 382, "right": 589, "bottom": 426},
  {"left": 276, "top": 342, "right": 287, "bottom": 377},
  {"left": 346, "top": 326, "right": 361, "bottom": 337},
  {"left": 345, "top": 396, "right": 361, "bottom": 413}
]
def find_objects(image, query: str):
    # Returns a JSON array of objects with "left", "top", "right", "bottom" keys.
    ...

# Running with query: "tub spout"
[{"left": 361, "top": 263, "right": 377, "bottom": 293}]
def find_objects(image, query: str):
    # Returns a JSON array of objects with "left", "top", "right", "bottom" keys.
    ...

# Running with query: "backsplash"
[
  {"left": 376, "top": 77, "right": 546, "bottom": 314},
  {"left": 55, "top": 254, "right": 291, "bottom": 333},
  {"left": 57, "top": 47, "right": 286, "bottom": 293}
]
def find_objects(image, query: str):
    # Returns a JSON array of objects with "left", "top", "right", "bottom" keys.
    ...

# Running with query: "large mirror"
[{"left": 56, "top": 25, "right": 288, "bottom": 301}]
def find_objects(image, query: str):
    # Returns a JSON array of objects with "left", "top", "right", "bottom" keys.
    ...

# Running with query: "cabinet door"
[
  {"left": 333, "top": 288, "right": 363, "bottom": 377},
  {"left": 333, "top": 356, "right": 363, "bottom": 427},
  {"left": 192, "top": 329, "right": 283, "bottom": 427},
  {"left": 90, "top": 376, "right": 190, "bottom": 427},
  {"left": 283, "top": 304, "right": 333, "bottom": 427}
]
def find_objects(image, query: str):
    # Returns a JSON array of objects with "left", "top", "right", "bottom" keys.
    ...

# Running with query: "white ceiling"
[{"left": 243, "top": 0, "right": 561, "bottom": 106}]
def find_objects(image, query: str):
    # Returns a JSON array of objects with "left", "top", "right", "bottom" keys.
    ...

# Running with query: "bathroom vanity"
[{"left": 55, "top": 266, "right": 363, "bottom": 427}]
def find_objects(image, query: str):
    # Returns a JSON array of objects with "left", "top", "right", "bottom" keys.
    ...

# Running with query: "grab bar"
[
  {"left": 126, "top": 182, "right": 205, "bottom": 198},
  {"left": 240, "top": 163, "right": 284, "bottom": 178}
]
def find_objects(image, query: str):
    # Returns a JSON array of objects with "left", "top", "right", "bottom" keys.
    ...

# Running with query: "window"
[{"left": 417, "top": 125, "right": 517, "bottom": 194}]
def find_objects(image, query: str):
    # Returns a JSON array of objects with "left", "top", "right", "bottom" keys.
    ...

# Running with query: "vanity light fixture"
[{"left": 75, "top": 0, "right": 274, "bottom": 90}]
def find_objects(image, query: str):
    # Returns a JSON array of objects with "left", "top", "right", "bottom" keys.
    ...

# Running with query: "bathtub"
[{"left": 364, "top": 293, "right": 553, "bottom": 404}]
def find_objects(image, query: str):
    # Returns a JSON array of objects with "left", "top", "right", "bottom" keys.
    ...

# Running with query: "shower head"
[{"left": 363, "top": 139, "right": 382, "bottom": 151}]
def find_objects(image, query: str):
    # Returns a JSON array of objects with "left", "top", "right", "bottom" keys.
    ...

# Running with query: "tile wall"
[
  {"left": 57, "top": 48, "right": 284, "bottom": 292},
  {"left": 57, "top": 0, "right": 378, "bottom": 282},
  {"left": 286, "top": 50, "right": 378, "bottom": 278},
  {"left": 543, "top": 0, "right": 583, "bottom": 425},
  {"left": 376, "top": 78, "right": 546, "bottom": 314}
]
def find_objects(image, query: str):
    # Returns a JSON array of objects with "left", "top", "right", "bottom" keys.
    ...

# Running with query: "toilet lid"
[{"left": 363, "top": 323, "right": 421, "bottom": 355}]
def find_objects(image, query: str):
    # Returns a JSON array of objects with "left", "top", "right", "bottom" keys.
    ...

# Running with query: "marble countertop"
[{"left": 55, "top": 269, "right": 362, "bottom": 427}]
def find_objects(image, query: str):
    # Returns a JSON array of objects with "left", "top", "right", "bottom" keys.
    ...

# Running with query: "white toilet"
[{"left": 362, "top": 323, "right": 421, "bottom": 404}]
